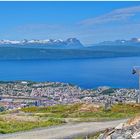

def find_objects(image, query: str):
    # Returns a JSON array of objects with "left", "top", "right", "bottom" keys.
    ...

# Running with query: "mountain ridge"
[
  {"left": 93, "top": 38, "right": 140, "bottom": 47},
  {"left": 0, "top": 38, "right": 84, "bottom": 49},
  {"left": 0, "top": 37, "right": 139, "bottom": 60}
]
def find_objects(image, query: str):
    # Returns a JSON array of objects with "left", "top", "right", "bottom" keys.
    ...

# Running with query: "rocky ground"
[{"left": 99, "top": 115, "right": 140, "bottom": 139}]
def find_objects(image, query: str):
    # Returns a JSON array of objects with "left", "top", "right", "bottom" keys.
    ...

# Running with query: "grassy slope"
[
  {"left": 0, "top": 103, "right": 140, "bottom": 134},
  {"left": 21, "top": 103, "right": 140, "bottom": 120},
  {"left": 0, "top": 117, "right": 63, "bottom": 134}
]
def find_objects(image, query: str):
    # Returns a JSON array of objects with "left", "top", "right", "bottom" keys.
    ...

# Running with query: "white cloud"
[{"left": 80, "top": 5, "right": 140, "bottom": 26}]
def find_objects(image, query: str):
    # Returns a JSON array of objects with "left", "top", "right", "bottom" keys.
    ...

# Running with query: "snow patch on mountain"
[{"left": 0, "top": 38, "right": 84, "bottom": 49}]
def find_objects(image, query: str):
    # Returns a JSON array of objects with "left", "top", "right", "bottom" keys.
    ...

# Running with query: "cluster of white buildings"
[{"left": 0, "top": 81, "right": 139, "bottom": 111}]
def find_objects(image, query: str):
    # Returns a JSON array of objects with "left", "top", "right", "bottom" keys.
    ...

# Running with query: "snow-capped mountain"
[
  {"left": 97, "top": 38, "right": 140, "bottom": 46},
  {"left": 0, "top": 38, "right": 84, "bottom": 49},
  {"left": 0, "top": 40, "right": 21, "bottom": 44}
]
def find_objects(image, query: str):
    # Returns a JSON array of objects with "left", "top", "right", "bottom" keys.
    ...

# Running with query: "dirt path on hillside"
[{"left": 0, "top": 119, "right": 127, "bottom": 139}]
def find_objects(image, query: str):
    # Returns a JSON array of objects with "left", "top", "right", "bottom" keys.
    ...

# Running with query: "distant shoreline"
[
  {"left": 0, "top": 52, "right": 139, "bottom": 61},
  {"left": 0, "top": 47, "right": 140, "bottom": 60},
  {"left": 0, "top": 80, "right": 136, "bottom": 90}
]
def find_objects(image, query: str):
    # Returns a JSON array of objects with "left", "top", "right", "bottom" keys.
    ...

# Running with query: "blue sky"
[{"left": 0, "top": 1, "right": 140, "bottom": 45}]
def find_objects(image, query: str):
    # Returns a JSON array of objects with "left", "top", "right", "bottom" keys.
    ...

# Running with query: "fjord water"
[{"left": 0, "top": 57, "right": 139, "bottom": 89}]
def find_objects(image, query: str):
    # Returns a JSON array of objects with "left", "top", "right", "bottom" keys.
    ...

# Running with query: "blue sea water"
[{"left": 0, "top": 57, "right": 139, "bottom": 89}]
